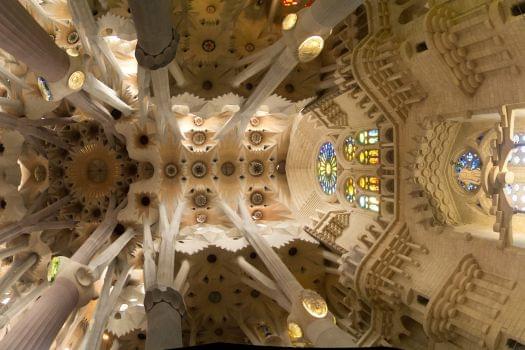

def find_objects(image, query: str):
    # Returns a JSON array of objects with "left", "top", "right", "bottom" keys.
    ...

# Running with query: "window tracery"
[{"left": 317, "top": 142, "right": 338, "bottom": 195}]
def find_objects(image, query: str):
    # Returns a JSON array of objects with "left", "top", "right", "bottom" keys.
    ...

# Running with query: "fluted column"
[
  {"left": 0, "top": 0, "right": 69, "bottom": 81},
  {"left": 128, "top": 0, "right": 179, "bottom": 69},
  {"left": 0, "top": 278, "right": 79, "bottom": 349}
]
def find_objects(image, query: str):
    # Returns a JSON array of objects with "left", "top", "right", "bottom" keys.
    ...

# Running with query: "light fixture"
[
  {"left": 282, "top": 13, "right": 298, "bottom": 31},
  {"left": 297, "top": 36, "right": 325, "bottom": 63},
  {"left": 119, "top": 303, "right": 129, "bottom": 312},
  {"left": 102, "top": 333, "right": 110, "bottom": 341},
  {"left": 68, "top": 71, "right": 85, "bottom": 90}
]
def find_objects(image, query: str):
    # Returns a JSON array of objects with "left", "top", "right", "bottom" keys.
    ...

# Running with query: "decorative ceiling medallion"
[
  {"left": 298, "top": 36, "right": 325, "bottom": 63},
  {"left": 191, "top": 161, "right": 208, "bottom": 178},
  {"left": 282, "top": 13, "right": 298, "bottom": 31},
  {"left": 193, "top": 116, "right": 204, "bottom": 126},
  {"left": 287, "top": 322, "right": 303, "bottom": 340},
  {"left": 249, "top": 131, "right": 263, "bottom": 145},
  {"left": 250, "top": 191, "right": 264, "bottom": 205},
  {"left": 65, "top": 143, "right": 121, "bottom": 200},
  {"left": 248, "top": 160, "right": 264, "bottom": 177},
  {"left": 68, "top": 71, "right": 86, "bottom": 90},
  {"left": 192, "top": 131, "right": 207, "bottom": 145},
  {"left": 301, "top": 290, "right": 328, "bottom": 318},
  {"left": 220, "top": 162, "right": 235, "bottom": 176},
  {"left": 250, "top": 117, "right": 260, "bottom": 126},
  {"left": 67, "top": 31, "right": 80, "bottom": 44},
  {"left": 252, "top": 210, "right": 263, "bottom": 220},
  {"left": 164, "top": 163, "right": 178, "bottom": 178},
  {"left": 196, "top": 213, "right": 207, "bottom": 223},
  {"left": 202, "top": 39, "right": 216, "bottom": 52},
  {"left": 193, "top": 193, "right": 208, "bottom": 208}
]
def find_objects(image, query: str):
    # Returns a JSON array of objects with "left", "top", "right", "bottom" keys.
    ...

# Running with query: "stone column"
[
  {"left": 0, "top": 206, "right": 120, "bottom": 349},
  {"left": 0, "top": 277, "right": 79, "bottom": 349},
  {"left": 0, "top": 0, "right": 69, "bottom": 81},
  {"left": 128, "top": 0, "right": 179, "bottom": 70},
  {"left": 144, "top": 286, "right": 185, "bottom": 349}
]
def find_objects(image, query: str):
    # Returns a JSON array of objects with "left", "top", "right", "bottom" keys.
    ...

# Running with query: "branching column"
[
  {"left": 0, "top": 0, "right": 69, "bottom": 81},
  {"left": 0, "top": 204, "right": 122, "bottom": 349},
  {"left": 221, "top": 199, "right": 357, "bottom": 347},
  {"left": 142, "top": 201, "right": 186, "bottom": 349}
]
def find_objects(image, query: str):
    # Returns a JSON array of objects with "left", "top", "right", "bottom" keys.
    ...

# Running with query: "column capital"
[{"left": 144, "top": 285, "right": 186, "bottom": 316}]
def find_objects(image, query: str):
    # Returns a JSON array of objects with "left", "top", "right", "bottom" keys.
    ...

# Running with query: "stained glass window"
[
  {"left": 358, "top": 176, "right": 381, "bottom": 193},
  {"left": 344, "top": 136, "right": 356, "bottom": 161},
  {"left": 504, "top": 183, "right": 525, "bottom": 212},
  {"left": 509, "top": 133, "right": 525, "bottom": 166},
  {"left": 317, "top": 142, "right": 337, "bottom": 195},
  {"left": 454, "top": 151, "right": 481, "bottom": 192},
  {"left": 357, "top": 129, "right": 379, "bottom": 145},
  {"left": 345, "top": 178, "right": 356, "bottom": 202},
  {"left": 358, "top": 149, "right": 380, "bottom": 165},
  {"left": 358, "top": 195, "right": 380, "bottom": 212}
]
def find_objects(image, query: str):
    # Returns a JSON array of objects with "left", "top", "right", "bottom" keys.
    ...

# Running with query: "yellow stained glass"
[
  {"left": 358, "top": 149, "right": 380, "bottom": 165},
  {"left": 345, "top": 178, "right": 356, "bottom": 202},
  {"left": 344, "top": 136, "right": 356, "bottom": 161},
  {"left": 358, "top": 176, "right": 380, "bottom": 193}
]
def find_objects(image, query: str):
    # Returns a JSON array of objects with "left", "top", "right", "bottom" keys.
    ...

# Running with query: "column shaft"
[
  {"left": 0, "top": 0, "right": 69, "bottom": 81},
  {"left": 0, "top": 278, "right": 79, "bottom": 349}
]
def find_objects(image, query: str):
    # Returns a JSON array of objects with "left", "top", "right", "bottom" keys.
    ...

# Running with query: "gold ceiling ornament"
[
  {"left": 66, "top": 48, "right": 80, "bottom": 57},
  {"left": 68, "top": 71, "right": 86, "bottom": 90},
  {"left": 193, "top": 116, "right": 204, "bottom": 126},
  {"left": 282, "top": 13, "right": 298, "bottom": 31},
  {"left": 301, "top": 290, "right": 329, "bottom": 318},
  {"left": 297, "top": 36, "right": 325, "bottom": 63},
  {"left": 287, "top": 322, "right": 303, "bottom": 340},
  {"left": 65, "top": 143, "right": 121, "bottom": 201}
]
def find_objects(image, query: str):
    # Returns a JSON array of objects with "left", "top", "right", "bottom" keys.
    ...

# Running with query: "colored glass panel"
[
  {"left": 454, "top": 151, "right": 481, "bottom": 192},
  {"left": 358, "top": 176, "right": 380, "bottom": 193},
  {"left": 317, "top": 142, "right": 337, "bottom": 195},
  {"left": 357, "top": 129, "right": 379, "bottom": 145},
  {"left": 344, "top": 136, "right": 356, "bottom": 161},
  {"left": 345, "top": 178, "right": 356, "bottom": 203},
  {"left": 358, "top": 195, "right": 380, "bottom": 212},
  {"left": 358, "top": 149, "right": 380, "bottom": 165}
]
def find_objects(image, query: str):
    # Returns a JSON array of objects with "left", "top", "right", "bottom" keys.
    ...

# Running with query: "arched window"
[
  {"left": 345, "top": 178, "right": 356, "bottom": 203},
  {"left": 357, "top": 129, "right": 379, "bottom": 145},
  {"left": 454, "top": 150, "right": 481, "bottom": 192},
  {"left": 358, "top": 149, "right": 380, "bottom": 165},
  {"left": 504, "top": 183, "right": 525, "bottom": 212},
  {"left": 510, "top": 133, "right": 525, "bottom": 166},
  {"left": 317, "top": 142, "right": 337, "bottom": 195},
  {"left": 358, "top": 195, "right": 380, "bottom": 212},
  {"left": 344, "top": 136, "right": 356, "bottom": 161},
  {"left": 358, "top": 176, "right": 380, "bottom": 193}
]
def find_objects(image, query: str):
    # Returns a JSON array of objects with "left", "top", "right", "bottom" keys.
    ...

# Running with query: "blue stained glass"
[
  {"left": 454, "top": 151, "right": 482, "bottom": 192},
  {"left": 317, "top": 142, "right": 337, "bottom": 195}
]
